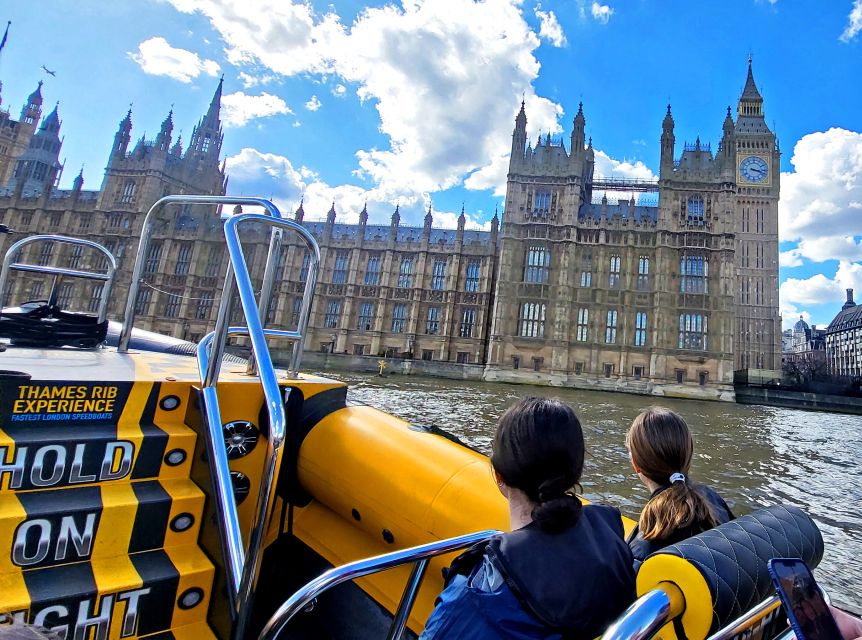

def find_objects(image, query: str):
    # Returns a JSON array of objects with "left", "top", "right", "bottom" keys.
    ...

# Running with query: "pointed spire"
[
  {"left": 205, "top": 75, "right": 224, "bottom": 124},
  {"left": 741, "top": 56, "right": 763, "bottom": 101},
  {"left": 663, "top": 103, "right": 674, "bottom": 130},
  {"left": 545, "top": 132, "right": 552, "bottom": 146},
  {"left": 359, "top": 201, "right": 368, "bottom": 225},
  {"left": 171, "top": 133, "right": 183, "bottom": 157},
  {"left": 157, "top": 108, "right": 174, "bottom": 150},
  {"left": 326, "top": 201, "right": 336, "bottom": 224},
  {"left": 491, "top": 205, "right": 500, "bottom": 229},
  {"left": 516, "top": 98, "right": 526, "bottom": 125},
  {"left": 28, "top": 80, "right": 43, "bottom": 106},
  {"left": 72, "top": 166, "right": 84, "bottom": 191},
  {"left": 588, "top": 136, "right": 593, "bottom": 149},
  {"left": 41, "top": 102, "right": 60, "bottom": 133},
  {"left": 424, "top": 202, "right": 433, "bottom": 230},
  {"left": 391, "top": 203, "right": 401, "bottom": 227},
  {"left": 294, "top": 197, "right": 305, "bottom": 222},
  {"left": 457, "top": 204, "right": 466, "bottom": 232}
]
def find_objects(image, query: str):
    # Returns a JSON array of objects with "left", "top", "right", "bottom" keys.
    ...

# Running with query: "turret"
[
  {"left": 570, "top": 102, "right": 585, "bottom": 157},
  {"left": 72, "top": 167, "right": 84, "bottom": 192},
  {"left": 324, "top": 202, "right": 336, "bottom": 240},
  {"left": 660, "top": 104, "right": 675, "bottom": 177},
  {"left": 491, "top": 207, "right": 500, "bottom": 242},
  {"left": 21, "top": 81, "right": 43, "bottom": 127},
  {"left": 156, "top": 109, "right": 173, "bottom": 152},
  {"left": 112, "top": 109, "right": 133, "bottom": 158},
  {"left": 423, "top": 203, "right": 433, "bottom": 240},
  {"left": 719, "top": 105, "right": 736, "bottom": 177},
  {"left": 170, "top": 134, "right": 183, "bottom": 157},
  {"left": 390, "top": 204, "right": 400, "bottom": 240},
  {"left": 188, "top": 76, "right": 224, "bottom": 162},
  {"left": 358, "top": 201, "right": 368, "bottom": 226},
  {"left": 509, "top": 101, "right": 527, "bottom": 171},
  {"left": 294, "top": 198, "right": 305, "bottom": 222},
  {"left": 457, "top": 205, "right": 466, "bottom": 232}
]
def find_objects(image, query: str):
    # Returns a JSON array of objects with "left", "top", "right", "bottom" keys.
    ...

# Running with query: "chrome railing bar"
[
  {"left": 194, "top": 211, "right": 318, "bottom": 640},
  {"left": 5, "top": 263, "right": 112, "bottom": 281},
  {"left": 386, "top": 558, "right": 430, "bottom": 640},
  {"left": 246, "top": 226, "right": 284, "bottom": 376},
  {"left": 600, "top": 588, "right": 676, "bottom": 640},
  {"left": 259, "top": 529, "right": 499, "bottom": 640},
  {"left": 118, "top": 195, "right": 283, "bottom": 353},
  {"left": 0, "top": 234, "right": 117, "bottom": 323},
  {"left": 218, "top": 213, "right": 317, "bottom": 640},
  {"left": 195, "top": 325, "right": 306, "bottom": 618},
  {"left": 706, "top": 595, "right": 781, "bottom": 640}
]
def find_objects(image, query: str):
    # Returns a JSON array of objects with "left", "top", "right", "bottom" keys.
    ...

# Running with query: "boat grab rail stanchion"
[
  {"left": 195, "top": 210, "right": 319, "bottom": 640},
  {"left": 118, "top": 195, "right": 292, "bottom": 357},
  {"left": 0, "top": 234, "right": 117, "bottom": 323},
  {"left": 258, "top": 529, "right": 500, "bottom": 640},
  {"left": 600, "top": 583, "right": 685, "bottom": 640}
]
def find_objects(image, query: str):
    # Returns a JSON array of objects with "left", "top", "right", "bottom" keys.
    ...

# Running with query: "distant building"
[
  {"left": 0, "top": 59, "right": 782, "bottom": 400},
  {"left": 784, "top": 316, "right": 826, "bottom": 372},
  {"left": 825, "top": 289, "right": 862, "bottom": 378}
]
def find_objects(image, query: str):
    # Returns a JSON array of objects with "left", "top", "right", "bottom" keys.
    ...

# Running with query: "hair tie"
[{"left": 669, "top": 472, "right": 686, "bottom": 485}]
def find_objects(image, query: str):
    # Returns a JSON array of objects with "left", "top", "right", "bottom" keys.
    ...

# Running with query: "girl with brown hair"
[
  {"left": 625, "top": 406, "right": 734, "bottom": 567},
  {"left": 421, "top": 396, "right": 636, "bottom": 639}
]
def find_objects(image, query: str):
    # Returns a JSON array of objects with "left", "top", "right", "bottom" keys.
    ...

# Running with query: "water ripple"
[{"left": 328, "top": 370, "right": 862, "bottom": 612}]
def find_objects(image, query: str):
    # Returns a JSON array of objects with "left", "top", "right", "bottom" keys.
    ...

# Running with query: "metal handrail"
[
  {"left": 706, "top": 594, "right": 781, "bottom": 640},
  {"left": 195, "top": 210, "right": 319, "bottom": 640},
  {"left": 600, "top": 583, "right": 685, "bottom": 640},
  {"left": 0, "top": 234, "right": 117, "bottom": 323},
  {"left": 118, "top": 195, "right": 288, "bottom": 354},
  {"left": 259, "top": 529, "right": 500, "bottom": 640}
]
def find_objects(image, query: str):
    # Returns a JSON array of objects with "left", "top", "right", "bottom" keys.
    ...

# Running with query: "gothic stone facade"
[
  {"left": 485, "top": 61, "right": 780, "bottom": 399},
  {"left": 0, "top": 64, "right": 780, "bottom": 400}
]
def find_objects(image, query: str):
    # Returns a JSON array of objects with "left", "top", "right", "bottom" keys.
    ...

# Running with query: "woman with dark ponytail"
[
  {"left": 421, "top": 397, "right": 636, "bottom": 640},
  {"left": 626, "top": 407, "right": 734, "bottom": 568}
]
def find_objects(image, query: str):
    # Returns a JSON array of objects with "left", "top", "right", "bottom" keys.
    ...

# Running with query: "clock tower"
[{"left": 731, "top": 58, "right": 781, "bottom": 372}]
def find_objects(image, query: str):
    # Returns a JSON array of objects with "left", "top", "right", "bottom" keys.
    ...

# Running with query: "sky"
[{"left": 1, "top": 0, "right": 861, "bottom": 329}]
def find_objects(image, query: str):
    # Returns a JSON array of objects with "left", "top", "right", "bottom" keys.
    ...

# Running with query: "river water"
[{"left": 324, "top": 370, "right": 862, "bottom": 612}]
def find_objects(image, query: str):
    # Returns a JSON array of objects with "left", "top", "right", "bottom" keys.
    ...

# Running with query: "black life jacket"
[{"left": 450, "top": 504, "right": 637, "bottom": 639}]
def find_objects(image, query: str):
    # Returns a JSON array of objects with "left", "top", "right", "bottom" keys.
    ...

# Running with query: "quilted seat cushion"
[{"left": 638, "top": 504, "right": 823, "bottom": 638}]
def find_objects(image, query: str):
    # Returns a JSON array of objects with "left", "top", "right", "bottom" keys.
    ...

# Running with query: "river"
[{"left": 323, "top": 370, "right": 862, "bottom": 612}]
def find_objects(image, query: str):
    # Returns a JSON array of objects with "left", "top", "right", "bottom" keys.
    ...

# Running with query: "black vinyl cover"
[{"left": 657, "top": 504, "right": 824, "bottom": 632}]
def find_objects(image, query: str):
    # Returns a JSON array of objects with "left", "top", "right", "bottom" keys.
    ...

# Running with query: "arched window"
[
  {"left": 519, "top": 302, "right": 546, "bottom": 338},
  {"left": 120, "top": 180, "right": 137, "bottom": 204},
  {"left": 687, "top": 195, "right": 704, "bottom": 225},
  {"left": 678, "top": 313, "right": 708, "bottom": 350},
  {"left": 608, "top": 255, "right": 621, "bottom": 288},
  {"left": 524, "top": 246, "right": 550, "bottom": 283},
  {"left": 680, "top": 255, "right": 708, "bottom": 293}
]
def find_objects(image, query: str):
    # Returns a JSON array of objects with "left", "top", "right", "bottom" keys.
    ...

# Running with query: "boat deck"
[{"left": 0, "top": 343, "right": 343, "bottom": 388}]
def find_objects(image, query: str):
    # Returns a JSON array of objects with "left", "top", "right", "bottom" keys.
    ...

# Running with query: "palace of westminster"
[{"left": 0, "top": 62, "right": 786, "bottom": 399}]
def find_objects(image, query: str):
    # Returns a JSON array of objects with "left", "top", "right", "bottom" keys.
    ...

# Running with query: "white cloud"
[
  {"left": 779, "top": 128, "right": 862, "bottom": 262},
  {"left": 127, "top": 37, "right": 220, "bottom": 83},
  {"left": 840, "top": 0, "right": 862, "bottom": 41},
  {"left": 534, "top": 7, "right": 567, "bottom": 47},
  {"left": 332, "top": 83, "right": 347, "bottom": 97},
  {"left": 165, "top": 0, "right": 343, "bottom": 75},
  {"left": 591, "top": 2, "right": 614, "bottom": 24},
  {"left": 305, "top": 95, "right": 322, "bottom": 111},
  {"left": 221, "top": 91, "right": 292, "bottom": 127},
  {"left": 238, "top": 70, "right": 277, "bottom": 88},
  {"left": 779, "top": 261, "right": 862, "bottom": 319},
  {"left": 164, "top": 0, "right": 564, "bottom": 198},
  {"left": 780, "top": 273, "right": 843, "bottom": 307},
  {"left": 779, "top": 249, "right": 803, "bottom": 267}
]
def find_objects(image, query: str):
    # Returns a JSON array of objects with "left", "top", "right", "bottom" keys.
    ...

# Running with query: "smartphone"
[{"left": 767, "top": 558, "right": 842, "bottom": 640}]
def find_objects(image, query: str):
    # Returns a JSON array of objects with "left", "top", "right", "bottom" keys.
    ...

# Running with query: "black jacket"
[
  {"left": 435, "top": 503, "right": 637, "bottom": 639},
  {"left": 627, "top": 483, "right": 734, "bottom": 568}
]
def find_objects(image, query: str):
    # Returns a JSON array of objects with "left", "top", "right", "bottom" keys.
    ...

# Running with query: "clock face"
[{"left": 740, "top": 156, "right": 769, "bottom": 183}]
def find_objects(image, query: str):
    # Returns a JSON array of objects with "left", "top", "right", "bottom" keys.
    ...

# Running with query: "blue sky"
[{"left": 2, "top": 0, "right": 862, "bottom": 328}]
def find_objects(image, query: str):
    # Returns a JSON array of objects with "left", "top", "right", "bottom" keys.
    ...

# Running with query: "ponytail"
[
  {"left": 492, "top": 397, "right": 585, "bottom": 534},
  {"left": 531, "top": 474, "right": 582, "bottom": 534},
  {"left": 627, "top": 407, "right": 718, "bottom": 541},
  {"left": 638, "top": 479, "right": 718, "bottom": 541}
]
